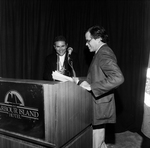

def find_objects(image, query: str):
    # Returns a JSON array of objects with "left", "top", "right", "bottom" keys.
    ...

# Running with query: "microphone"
[
  {"left": 67, "top": 47, "right": 76, "bottom": 77},
  {"left": 68, "top": 47, "right": 73, "bottom": 55}
]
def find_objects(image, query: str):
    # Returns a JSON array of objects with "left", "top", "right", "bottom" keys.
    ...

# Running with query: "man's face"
[
  {"left": 54, "top": 41, "right": 67, "bottom": 56},
  {"left": 85, "top": 31, "right": 100, "bottom": 52}
]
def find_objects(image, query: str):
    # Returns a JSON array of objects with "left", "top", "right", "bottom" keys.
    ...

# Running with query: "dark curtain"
[{"left": 0, "top": 0, "right": 150, "bottom": 132}]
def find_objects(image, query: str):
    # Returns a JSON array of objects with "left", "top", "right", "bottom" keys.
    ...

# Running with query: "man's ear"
[{"left": 97, "top": 37, "right": 102, "bottom": 43}]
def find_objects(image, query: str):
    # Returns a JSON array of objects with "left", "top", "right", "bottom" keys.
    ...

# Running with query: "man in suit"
[
  {"left": 75, "top": 26, "right": 124, "bottom": 148},
  {"left": 43, "top": 35, "right": 80, "bottom": 81}
]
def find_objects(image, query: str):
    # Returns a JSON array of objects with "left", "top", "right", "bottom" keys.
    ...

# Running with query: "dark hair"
[
  {"left": 54, "top": 35, "right": 67, "bottom": 44},
  {"left": 88, "top": 25, "right": 108, "bottom": 43}
]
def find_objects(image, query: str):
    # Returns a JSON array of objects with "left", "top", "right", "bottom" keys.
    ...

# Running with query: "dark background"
[{"left": 0, "top": 0, "right": 150, "bottom": 133}]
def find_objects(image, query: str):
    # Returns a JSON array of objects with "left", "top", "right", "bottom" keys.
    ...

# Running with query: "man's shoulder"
[
  {"left": 45, "top": 53, "right": 57, "bottom": 62},
  {"left": 99, "top": 45, "right": 114, "bottom": 54},
  {"left": 98, "top": 45, "right": 117, "bottom": 61},
  {"left": 100, "top": 44, "right": 110, "bottom": 51}
]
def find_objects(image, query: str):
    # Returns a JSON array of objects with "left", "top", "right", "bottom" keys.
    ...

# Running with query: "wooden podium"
[{"left": 0, "top": 78, "right": 92, "bottom": 148}]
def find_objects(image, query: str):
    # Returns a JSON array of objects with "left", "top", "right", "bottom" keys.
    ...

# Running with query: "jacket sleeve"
[{"left": 89, "top": 49, "right": 124, "bottom": 97}]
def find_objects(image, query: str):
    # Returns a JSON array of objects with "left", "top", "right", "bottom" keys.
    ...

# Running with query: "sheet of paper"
[{"left": 52, "top": 71, "right": 73, "bottom": 82}]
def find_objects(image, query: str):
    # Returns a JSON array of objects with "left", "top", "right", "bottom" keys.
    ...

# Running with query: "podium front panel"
[{"left": 0, "top": 81, "right": 45, "bottom": 140}]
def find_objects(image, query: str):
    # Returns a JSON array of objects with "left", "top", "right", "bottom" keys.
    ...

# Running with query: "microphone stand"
[{"left": 68, "top": 54, "right": 76, "bottom": 77}]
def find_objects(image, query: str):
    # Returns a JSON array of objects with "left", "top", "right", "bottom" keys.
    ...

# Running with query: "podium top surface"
[{"left": 0, "top": 78, "right": 58, "bottom": 85}]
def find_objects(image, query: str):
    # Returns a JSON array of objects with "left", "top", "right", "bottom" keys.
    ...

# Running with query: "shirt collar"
[{"left": 95, "top": 43, "right": 106, "bottom": 54}]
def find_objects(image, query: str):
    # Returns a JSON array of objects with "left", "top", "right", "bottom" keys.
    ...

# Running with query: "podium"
[{"left": 0, "top": 78, "right": 92, "bottom": 148}]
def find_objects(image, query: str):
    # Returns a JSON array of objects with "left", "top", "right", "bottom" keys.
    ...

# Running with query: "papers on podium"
[{"left": 52, "top": 71, "right": 73, "bottom": 82}]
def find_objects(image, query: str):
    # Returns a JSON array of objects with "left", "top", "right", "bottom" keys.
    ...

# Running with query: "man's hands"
[
  {"left": 72, "top": 77, "right": 79, "bottom": 84},
  {"left": 72, "top": 77, "right": 91, "bottom": 91},
  {"left": 80, "top": 81, "right": 91, "bottom": 91}
]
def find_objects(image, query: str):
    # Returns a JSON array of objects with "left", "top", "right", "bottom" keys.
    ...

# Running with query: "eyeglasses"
[{"left": 86, "top": 38, "right": 93, "bottom": 44}]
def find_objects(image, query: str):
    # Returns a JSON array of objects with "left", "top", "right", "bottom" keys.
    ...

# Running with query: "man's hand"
[
  {"left": 80, "top": 81, "right": 91, "bottom": 91},
  {"left": 72, "top": 77, "right": 79, "bottom": 84}
]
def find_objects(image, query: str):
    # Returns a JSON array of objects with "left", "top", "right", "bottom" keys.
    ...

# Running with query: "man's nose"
[{"left": 58, "top": 48, "right": 62, "bottom": 51}]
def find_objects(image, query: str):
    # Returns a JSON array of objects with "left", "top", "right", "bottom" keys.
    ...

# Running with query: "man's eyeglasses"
[{"left": 86, "top": 38, "right": 93, "bottom": 44}]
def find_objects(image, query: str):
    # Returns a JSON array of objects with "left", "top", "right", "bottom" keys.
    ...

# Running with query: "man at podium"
[{"left": 75, "top": 25, "right": 124, "bottom": 148}]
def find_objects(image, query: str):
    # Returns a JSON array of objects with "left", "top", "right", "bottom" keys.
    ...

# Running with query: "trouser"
[{"left": 93, "top": 128, "right": 107, "bottom": 148}]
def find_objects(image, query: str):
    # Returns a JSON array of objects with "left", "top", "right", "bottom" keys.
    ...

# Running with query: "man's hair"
[
  {"left": 54, "top": 35, "right": 67, "bottom": 44},
  {"left": 88, "top": 25, "right": 108, "bottom": 43}
]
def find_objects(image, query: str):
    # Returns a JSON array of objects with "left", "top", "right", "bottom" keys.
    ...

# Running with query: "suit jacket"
[
  {"left": 86, "top": 44, "right": 124, "bottom": 125},
  {"left": 43, "top": 51, "right": 80, "bottom": 81}
]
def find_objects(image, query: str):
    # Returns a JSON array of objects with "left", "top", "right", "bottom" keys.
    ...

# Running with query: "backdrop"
[{"left": 0, "top": 0, "right": 150, "bottom": 133}]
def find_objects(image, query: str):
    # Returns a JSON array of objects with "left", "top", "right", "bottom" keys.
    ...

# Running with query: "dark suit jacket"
[
  {"left": 86, "top": 44, "right": 124, "bottom": 125},
  {"left": 43, "top": 51, "right": 80, "bottom": 81}
]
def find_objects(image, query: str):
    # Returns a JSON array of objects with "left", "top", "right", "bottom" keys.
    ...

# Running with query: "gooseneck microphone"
[
  {"left": 67, "top": 47, "right": 73, "bottom": 61},
  {"left": 67, "top": 47, "right": 73, "bottom": 55},
  {"left": 67, "top": 47, "right": 76, "bottom": 77}
]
